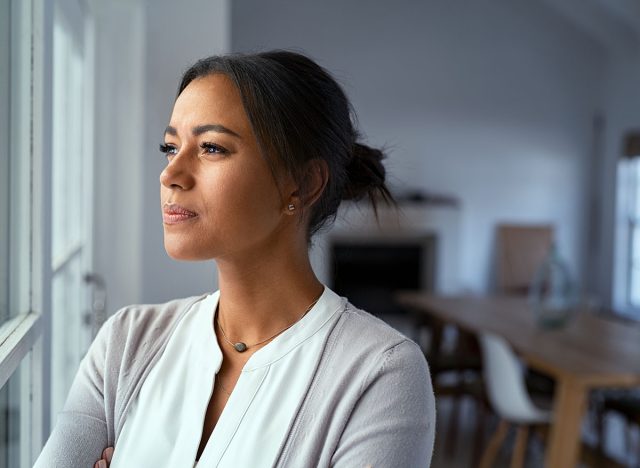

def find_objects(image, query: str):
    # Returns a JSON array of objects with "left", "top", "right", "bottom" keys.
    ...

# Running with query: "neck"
[{"left": 214, "top": 243, "right": 324, "bottom": 346}]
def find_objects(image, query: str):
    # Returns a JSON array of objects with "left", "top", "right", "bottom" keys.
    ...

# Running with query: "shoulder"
[
  {"left": 320, "top": 300, "right": 431, "bottom": 397},
  {"left": 331, "top": 301, "right": 427, "bottom": 369},
  {"left": 278, "top": 302, "right": 435, "bottom": 466},
  {"left": 60, "top": 294, "right": 210, "bottom": 447},
  {"left": 106, "top": 294, "right": 208, "bottom": 337},
  {"left": 93, "top": 294, "right": 210, "bottom": 372}
]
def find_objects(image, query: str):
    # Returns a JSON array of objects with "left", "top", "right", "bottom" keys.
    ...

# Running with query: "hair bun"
[{"left": 342, "top": 143, "right": 388, "bottom": 201}]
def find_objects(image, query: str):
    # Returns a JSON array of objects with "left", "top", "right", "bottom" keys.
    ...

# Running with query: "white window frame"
[{"left": 0, "top": 0, "right": 54, "bottom": 464}]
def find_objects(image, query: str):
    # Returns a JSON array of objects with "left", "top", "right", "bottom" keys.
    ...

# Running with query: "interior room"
[{"left": 2, "top": 0, "right": 640, "bottom": 466}]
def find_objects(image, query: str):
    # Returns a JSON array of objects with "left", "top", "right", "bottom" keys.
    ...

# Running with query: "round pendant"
[{"left": 234, "top": 342, "right": 248, "bottom": 352}]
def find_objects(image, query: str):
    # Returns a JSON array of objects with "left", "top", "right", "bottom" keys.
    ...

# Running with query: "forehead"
[{"left": 170, "top": 73, "right": 251, "bottom": 135}]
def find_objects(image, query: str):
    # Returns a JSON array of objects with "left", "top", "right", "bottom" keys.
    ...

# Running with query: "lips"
[{"left": 163, "top": 203, "right": 198, "bottom": 225}]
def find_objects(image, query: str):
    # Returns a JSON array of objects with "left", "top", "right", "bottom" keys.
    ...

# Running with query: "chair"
[
  {"left": 409, "top": 309, "right": 488, "bottom": 464},
  {"left": 593, "top": 312, "right": 640, "bottom": 463},
  {"left": 478, "top": 332, "right": 552, "bottom": 468},
  {"left": 596, "top": 391, "right": 640, "bottom": 464},
  {"left": 495, "top": 224, "right": 557, "bottom": 397},
  {"left": 495, "top": 224, "right": 554, "bottom": 295}
]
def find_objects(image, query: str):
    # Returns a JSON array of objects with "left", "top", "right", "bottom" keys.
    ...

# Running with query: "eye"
[
  {"left": 159, "top": 143, "right": 178, "bottom": 159},
  {"left": 200, "top": 142, "right": 229, "bottom": 155}
]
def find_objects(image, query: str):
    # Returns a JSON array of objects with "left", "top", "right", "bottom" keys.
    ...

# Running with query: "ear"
[{"left": 296, "top": 159, "right": 329, "bottom": 210}]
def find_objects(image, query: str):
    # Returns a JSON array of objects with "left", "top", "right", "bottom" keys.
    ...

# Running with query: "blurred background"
[{"left": 1, "top": 0, "right": 640, "bottom": 466}]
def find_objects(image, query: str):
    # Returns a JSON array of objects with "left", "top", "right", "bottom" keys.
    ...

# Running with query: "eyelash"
[
  {"left": 159, "top": 143, "right": 177, "bottom": 157},
  {"left": 158, "top": 142, "right": 229, "bottom": 158},
  {"left": 200, "top": 142, "right": 229, "bottom": 155}
]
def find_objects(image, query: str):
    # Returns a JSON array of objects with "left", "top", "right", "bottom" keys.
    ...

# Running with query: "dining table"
[{"left": 396, "top": 291, "right": 640, "bottom": 468}]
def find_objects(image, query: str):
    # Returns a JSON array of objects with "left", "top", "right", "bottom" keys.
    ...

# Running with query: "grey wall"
[
  {"left": 140, "top": 0, "right": 230, "bottom": 303},
  {"left": 232, "top": 0, "right": 606, "bottom": 293},
  {"left": 94, "top": 0, "right": 230, "bottom": 309},
  {"left": 93, "top": 0, "right": 146, "bottom": 313}
]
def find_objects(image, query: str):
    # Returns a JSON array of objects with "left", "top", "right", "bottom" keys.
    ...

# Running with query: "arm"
[
  {"left": 331, "top": 341, "right": 436, "bottom": 468},
  {"left": 34, "top": 316, "right": 114, "bottom": 468}
]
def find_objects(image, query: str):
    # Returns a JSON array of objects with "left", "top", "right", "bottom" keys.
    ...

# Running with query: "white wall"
[
  {"left": 139, "top": 0, "right": 230, "bottom": 304},
  {"left": 232, "top": 0, "right": 606, "bottom": 293}
]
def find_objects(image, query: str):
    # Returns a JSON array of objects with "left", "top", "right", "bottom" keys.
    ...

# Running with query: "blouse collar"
[{"left": 201, "top": 286, "right": 346, "bottom": 371}]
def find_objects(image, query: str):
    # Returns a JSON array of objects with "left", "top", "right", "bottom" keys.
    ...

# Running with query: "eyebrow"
[{"left": 164, "top": 124, "right": 241, "bottom": 139}]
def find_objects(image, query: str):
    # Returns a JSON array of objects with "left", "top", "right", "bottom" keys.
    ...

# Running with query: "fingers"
[
  {"left": 94, "top": 446, "right": 114, "bottom": 468},
  {"left": 103, "top": 447, "right": 114, "bottom": 462}
]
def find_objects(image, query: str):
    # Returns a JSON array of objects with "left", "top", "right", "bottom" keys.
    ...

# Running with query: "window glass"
[
  {"left": 0, "top": 0, "right": 11, "bottom": 324},
  {"left": 619, "top": 157, "right": 640, "bottom": 310},
  {"left": 628, "top": 160, "right": 640, "bottom": 307},
  {"left": 0, "top": 0, "right": 40, "bottom": 465},
  {"left": 0, "top": 0, "right": 33, "bottom": 326},
  {"left": 0, "top": 351, "right": 31, "bottom": 468}
]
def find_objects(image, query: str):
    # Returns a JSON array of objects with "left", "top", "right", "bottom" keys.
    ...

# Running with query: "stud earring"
[{"left": 287, "top": 204, "right": 295, "bottom": 212}]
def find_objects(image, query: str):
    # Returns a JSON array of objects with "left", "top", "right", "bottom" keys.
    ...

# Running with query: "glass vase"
[{"left": 528, "top": 243, "right": 575, "bottom": 329}]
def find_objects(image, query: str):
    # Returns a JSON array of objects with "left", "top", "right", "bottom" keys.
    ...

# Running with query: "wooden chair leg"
[
  {"left": 444, "top": 396, "right": 460, "bottom": 458},
  {"left": 510, "top": 425, "right": 529, "bottom": 468},
  {"left": 479, "top": 419, "right": 509, "bottom": 468},
  {"left": 624, "top": 421, "right": 632, "bottom": 464},
  {"left": 595, "top": 405, "right": 606, "bottom": 456},
  {"left": 472, "top": 400, "right": 488, "bottom": 467},
  {"left": 444, "top": 392, "right": 461, "bottom": 457},
  {"left": 635, "top": 425, "right": 640, "bottom": 468}
]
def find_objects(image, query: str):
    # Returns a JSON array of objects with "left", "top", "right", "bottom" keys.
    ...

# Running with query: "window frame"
[{"left": 0, "top": 0, "right": 54, "bottom": 464}]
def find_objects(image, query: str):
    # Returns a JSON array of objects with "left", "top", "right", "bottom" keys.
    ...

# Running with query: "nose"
[{"left": 159, "top": 149, "right": 196, "bottom": 190}]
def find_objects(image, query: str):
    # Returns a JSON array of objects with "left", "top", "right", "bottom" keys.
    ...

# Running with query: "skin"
[{"left": 95, "top": 73, "right": 328, "bottom": 467}]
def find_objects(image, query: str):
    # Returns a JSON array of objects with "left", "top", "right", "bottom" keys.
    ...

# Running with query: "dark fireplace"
[{"left": 329, "top": 235, "right": 437, "bottom": 316}]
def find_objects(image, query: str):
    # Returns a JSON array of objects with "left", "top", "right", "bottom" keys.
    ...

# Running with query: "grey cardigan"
[{"left": 34, "top": 294, "right": 435, "bottom": 467}]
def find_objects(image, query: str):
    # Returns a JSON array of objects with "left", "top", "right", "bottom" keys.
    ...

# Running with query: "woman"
[{"left": 35, "top": 51, "right": 435, "bottom": 468}]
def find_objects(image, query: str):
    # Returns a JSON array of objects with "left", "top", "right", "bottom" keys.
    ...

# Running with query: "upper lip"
[{"left": 163, "top": 202, "right": 198, "bottom": 216}]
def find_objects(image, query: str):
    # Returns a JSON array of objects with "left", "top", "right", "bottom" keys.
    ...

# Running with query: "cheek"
[{"left": 204, "top": 168, "right": 283, "bottom": 232}]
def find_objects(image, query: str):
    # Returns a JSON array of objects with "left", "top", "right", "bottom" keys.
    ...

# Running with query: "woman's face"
[{"left": 160, "top": 73, "right": 293, "bottom": 261}]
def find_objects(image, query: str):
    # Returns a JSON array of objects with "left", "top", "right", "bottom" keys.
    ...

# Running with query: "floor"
[
  {"left": 432, "top": 397, "right": 545, "bottom": 467},
  {"left": 431, "top": 392, "right": 637, "bottom": 468}
]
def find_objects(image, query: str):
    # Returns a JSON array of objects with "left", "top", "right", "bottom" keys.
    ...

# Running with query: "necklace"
[{"left": 216, "top": 290, "right": 323, "bottom": 353}]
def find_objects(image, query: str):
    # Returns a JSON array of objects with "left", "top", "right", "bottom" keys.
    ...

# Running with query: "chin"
[
  {"left": 164, "top": 241, "right": 212, "bottom": 262},
  {"left": 162, "top": 226, "right": 217, "bottom": 261}
]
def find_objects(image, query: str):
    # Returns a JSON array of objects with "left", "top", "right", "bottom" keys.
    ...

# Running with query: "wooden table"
[{"left": 397, "top": 292, "right": 640, "bottom": 468}]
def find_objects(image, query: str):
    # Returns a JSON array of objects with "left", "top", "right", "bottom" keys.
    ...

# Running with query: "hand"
[{"left": 93, "top": 446, "right": 114, "bottom": 468}]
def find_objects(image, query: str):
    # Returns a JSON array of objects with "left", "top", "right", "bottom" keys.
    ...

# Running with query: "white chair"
[{"left": 478, "top": 332, "right": 552, "bottom": 468}]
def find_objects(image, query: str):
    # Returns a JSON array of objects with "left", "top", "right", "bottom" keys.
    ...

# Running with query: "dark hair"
[{"left": 177, "top": 50, "right": 394, "bottom": 238}]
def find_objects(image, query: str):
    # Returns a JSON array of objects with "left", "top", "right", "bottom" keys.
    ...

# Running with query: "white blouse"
[{"left": 110, "top": 286, "right": 346, "bottom": 468}]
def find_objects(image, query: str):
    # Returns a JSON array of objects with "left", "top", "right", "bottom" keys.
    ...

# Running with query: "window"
[
  {"left": 615, "top": 132, "right": 640, "bottom": 314},
  {"left": 621, "top": 158, "right": 640, "bottom": 306},
  {"left": 0, "top": 0, "right": 98, "bottom": 463},
  {"left": 1, "top": 0, "right": 34, "bottom": 328},
  {"left": 0, "top": 1, "right": 44, "bottom": 466},
  {"left": 1, "top": 0, "right": 97, "bottom": 464},
  {"left": 0, "top": 1, "right": 10, "bottom": 329}
]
